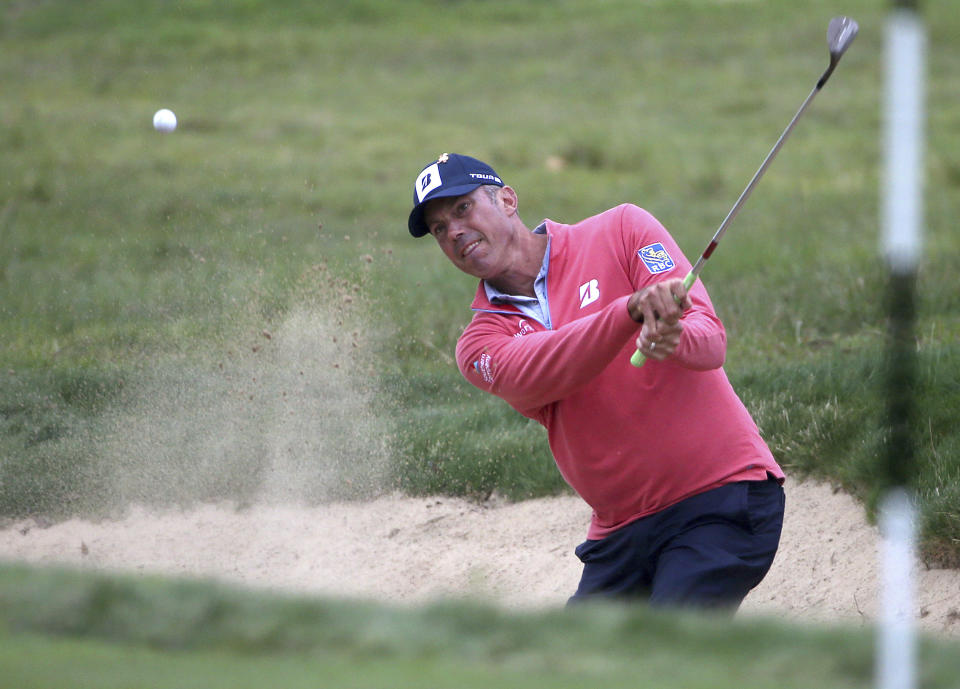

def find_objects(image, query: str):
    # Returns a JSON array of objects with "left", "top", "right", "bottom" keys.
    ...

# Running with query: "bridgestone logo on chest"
[{"left": 579, "top": 279, "right": 600, "bottom": 308}]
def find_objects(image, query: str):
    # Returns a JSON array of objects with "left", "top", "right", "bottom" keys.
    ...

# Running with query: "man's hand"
[{"left": 626, "top": 278, "right": 691, "bottom": 361}]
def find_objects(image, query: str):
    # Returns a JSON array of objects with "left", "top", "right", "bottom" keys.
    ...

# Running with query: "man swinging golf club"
[
  {"left": 407, "top": 152, "right": 784, "bottom": 609},
  {"left": 406, "top": 17, "right": 856, "bottom": 610}
]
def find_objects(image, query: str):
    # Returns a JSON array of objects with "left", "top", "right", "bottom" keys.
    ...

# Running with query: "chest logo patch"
[
  {"left": 579, "top": 279, "right": 600, "bottom": 308},
  {"left": 638, "top": 243, "right": 675, "bottom": 274},
  {"left": 514, "top": 320, "right": 535, "bottom": 338}
]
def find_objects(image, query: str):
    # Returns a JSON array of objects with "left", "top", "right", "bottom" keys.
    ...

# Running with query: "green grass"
[
  {"left": 2, "top": 563, "right": 959, "bottom": 689},
  {"left": 2, "top": 0, "right": 959, "bottom": 563},
  {"left": 385, "top": 369, "right": 566, "bottom": 500}
]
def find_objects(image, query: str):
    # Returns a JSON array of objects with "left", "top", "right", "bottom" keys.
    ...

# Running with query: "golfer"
[{"left": 408, "top": 153, "right": 785, "bottom": 610}]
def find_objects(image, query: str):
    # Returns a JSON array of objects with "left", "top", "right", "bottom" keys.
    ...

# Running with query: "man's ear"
[{"left": 499, "top": 185, "right": 519, "bottom": 215}]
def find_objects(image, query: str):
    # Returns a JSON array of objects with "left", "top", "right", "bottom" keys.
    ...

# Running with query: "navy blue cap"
[{"left": 408, "top": 153, "right": 504, "bottom": 238}]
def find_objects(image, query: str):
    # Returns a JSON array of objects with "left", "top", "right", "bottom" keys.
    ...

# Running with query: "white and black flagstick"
[{"left": 878, "top": 1, "right": 925, "bottom": 689}]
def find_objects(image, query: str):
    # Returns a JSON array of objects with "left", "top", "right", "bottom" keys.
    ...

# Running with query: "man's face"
[{"left": 422, "top": 185, "right": 516, "bottom": 280}]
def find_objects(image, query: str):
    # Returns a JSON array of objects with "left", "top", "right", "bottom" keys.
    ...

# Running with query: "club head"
[{"left": 828, "top": 16, "right": 859, "bottom": 60}]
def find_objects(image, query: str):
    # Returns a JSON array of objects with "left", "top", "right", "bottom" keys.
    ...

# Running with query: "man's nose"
[{"left": 447, "top": 217, "right": 467, "bottom": 239}]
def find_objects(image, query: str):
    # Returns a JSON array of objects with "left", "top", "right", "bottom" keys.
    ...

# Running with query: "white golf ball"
[{"left": 153, "top": 108, "right": 177, "bottom": 133}]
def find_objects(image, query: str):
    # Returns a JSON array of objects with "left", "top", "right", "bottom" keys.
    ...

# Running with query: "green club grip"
[{"left": 629, "top": 271, "right": 697, "bottom": 368}]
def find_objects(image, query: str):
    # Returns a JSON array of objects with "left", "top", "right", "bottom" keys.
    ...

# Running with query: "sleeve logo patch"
[
  {"left": 638, "top": 243, "right": 675, "bottom": 274},
  {"left": 473, "top": 352, "right": 496, "bottom": 384}
]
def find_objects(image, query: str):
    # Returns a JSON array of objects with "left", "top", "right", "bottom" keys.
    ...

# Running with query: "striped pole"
[{"left": 877, "top": 2, "right": 924, "bottom": 689}]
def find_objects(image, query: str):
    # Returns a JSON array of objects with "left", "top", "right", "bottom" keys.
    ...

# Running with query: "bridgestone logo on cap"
[{"left": 416, "top": 163, "right": 442, "bottom": 202}]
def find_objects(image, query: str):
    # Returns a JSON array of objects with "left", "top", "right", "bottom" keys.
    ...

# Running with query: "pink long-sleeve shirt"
[{"left": 455, "top": 204, "right": 784, "bottom": 539}]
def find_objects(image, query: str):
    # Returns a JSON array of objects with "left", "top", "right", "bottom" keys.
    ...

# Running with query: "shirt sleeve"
[
  {"left": 455, "top": 295, "right": 639, "bottom": 414},
  {"left": 619, "top": 204, "right": 726, "bottom": 371}
]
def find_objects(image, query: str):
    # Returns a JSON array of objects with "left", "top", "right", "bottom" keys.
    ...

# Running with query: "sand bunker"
[{"left": 2, "top": 478, "right": 959, "bottom": 637}]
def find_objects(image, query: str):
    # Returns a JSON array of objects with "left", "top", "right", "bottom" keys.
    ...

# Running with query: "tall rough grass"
[{"left": 1, "top": 0, "right": 959, "bottom": 562}]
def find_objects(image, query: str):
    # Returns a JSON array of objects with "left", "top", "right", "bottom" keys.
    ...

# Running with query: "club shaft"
[
  {"left": 691, "top": 74, "right": 827, "bottom": 280},
  {"left": 630, "top": 64, "right": 834, "bottom": 369}
]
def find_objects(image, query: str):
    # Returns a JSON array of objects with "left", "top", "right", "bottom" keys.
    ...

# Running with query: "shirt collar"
[{"left": 484, "top": 224, "right": 549, "bottom": 304}]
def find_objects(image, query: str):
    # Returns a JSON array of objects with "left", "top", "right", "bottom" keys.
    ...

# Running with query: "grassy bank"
[
  {"left": 2, "top": 563, "right": 959, "bottom": 689},
  {"left": 2, "top": 0, "right": 959, "bottom": 562}
]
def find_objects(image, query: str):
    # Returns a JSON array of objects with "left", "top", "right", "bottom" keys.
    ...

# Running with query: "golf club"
[{"left": 631, "top": 16, "right": 859, "bottom": 367}]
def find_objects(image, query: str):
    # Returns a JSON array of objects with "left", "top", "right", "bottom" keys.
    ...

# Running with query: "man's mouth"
[{"left": 461, "top": 239, "right": 481, "bottom": 258}]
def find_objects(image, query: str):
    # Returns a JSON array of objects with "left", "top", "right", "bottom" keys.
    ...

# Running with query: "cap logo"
[
  {"left": 416, "top": 163, "right": 442, "bottom": 202},
  {"left": 468, "top": 173, "right": 502, "bottom": 184}
]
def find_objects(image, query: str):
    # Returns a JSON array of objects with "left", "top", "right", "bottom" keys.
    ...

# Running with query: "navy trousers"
[{"left": 569, "top": 476, "right": 785, "bottom": 610}]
